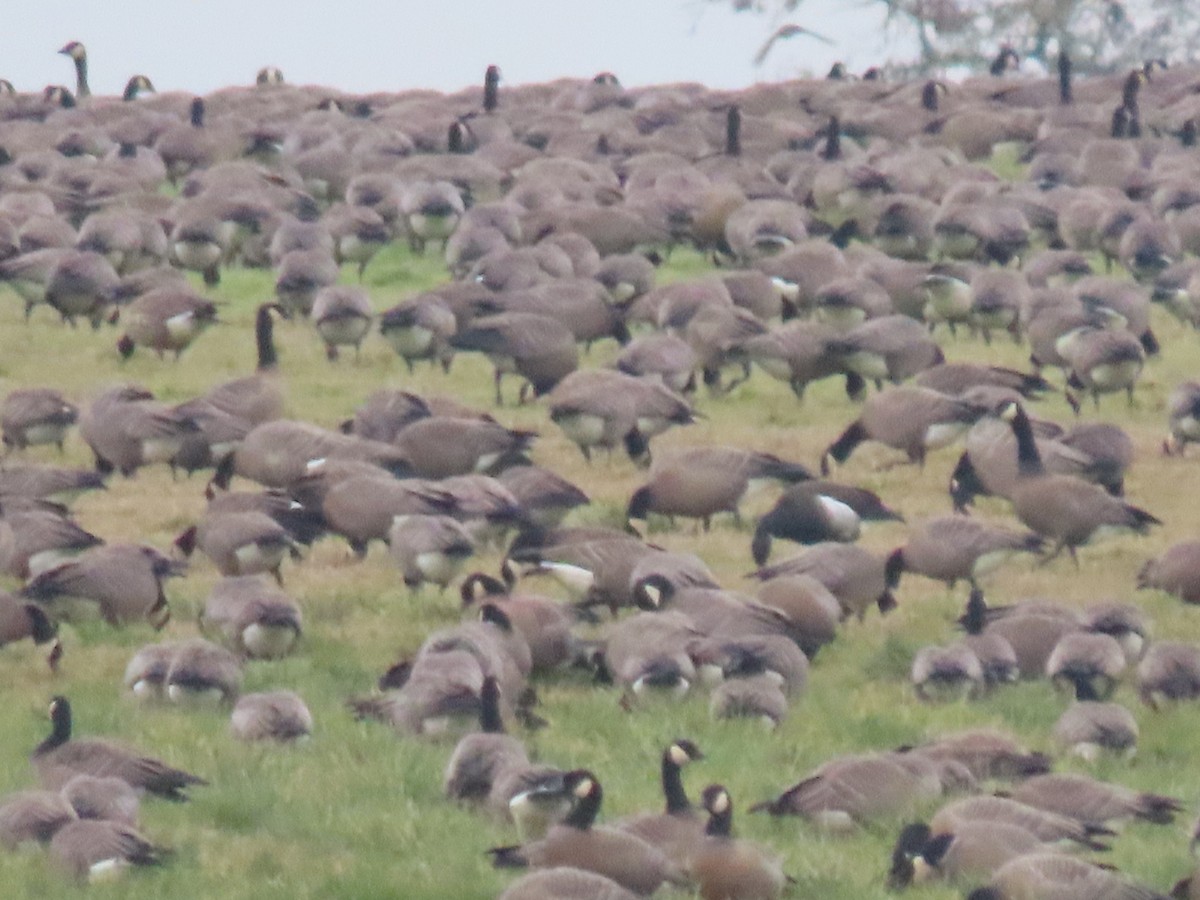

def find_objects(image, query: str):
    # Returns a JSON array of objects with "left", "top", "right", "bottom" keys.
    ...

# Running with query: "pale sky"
[{"left": 1, "top": 0, "right": 898, "bottom": 97}]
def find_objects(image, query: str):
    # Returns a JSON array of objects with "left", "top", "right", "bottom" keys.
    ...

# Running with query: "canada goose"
[
  {"left": 273, "top": 248, "right": 338, "bottom": 317},
  {"left": 887, "top": 819, "right": 1049, "bottom": 890},
  {"left": 0, "top": 589, "right": 58, "bottom": 658},
  {"left": 32, "top": 697, "right": 206, "bottom": 799},
  {"left": 1058, "top": 326, "right": 1145, "bottom": 409},
  {"left": 1165, "top": 382, "right": 1200, "bottom": 455},
  {"left": 1, "top": 388, "right": 78, "bottom": 452},
  {"left": 76, "top": 208, "right": 168, "bottom": 275},
  {"left": 750, "top": 751, "right": 947, "bottom": 830},
  {"left": 496, "top": 867, "right": 640, "bottom": 900},
  {"left": 461, "top": 573, "right": 574, "bottom": 673},
  {"left": 49, "top": 818, "right": 167, "bottom": 883},
  {"left": 599, "top": 611, "right": 701, "bottom": 697},
  {"left": 957, "top": 588, "right": 1079, "bottom": 680},
  {"left": 999, "top": 401, "right": 1159, "bottom": 564},
  {"left": 749, "top": 542, "right": 899, "bottom": 621},
  {"left": 176, "top": 508, "right": 295, "bottom": 584},
  {"left": 202, "top": 487, "right": 325, "bottom": 548},
  {"left": 391, "top": 417, "right": 535, "bottom": 480},
  {"left": 1138, "top": 542, "right": 1200, "bottom": 604},
  {"left": 162, "top": 638, "right": 243, "bottom": 704},
  {"left": 0, "top": 789, "right": 78, "bottom": 849},
  {"left": 689, "top": 785, "right": 786, "bottom": 900},
  {"left": 60, "top": 777, "right": 140, "bottom": 830},
  {"left": 123, "top": 640, "right": 181, "bottom": 700},
  {"left": 914, "top": 363, "right": 1050, "bottom": 399},
  {"left": 201, "top": 303, "right": 285, "bottom": 427},
  {"left": 596, "top": 253, "right": 656, "bottom": 307},
  {"left": 811, "top": 278, "right": 894, "bottom": 331},
  {"left": 57, "top": 41, "right": 90, "bottom": 99},
  {"left": 1045, "top": 631, "right": 1126, "bottom": 699},
  {"left": 326, "top": 202, "right": 391, "bottom": 279},
  {"left": 742, "top": 320, "right": 850, "bottom": 400},
  {"left": 443, "top": 676, "right": 528, "bottom": 802},
  {"left": 201, "top": 575, "right": 302, "bottom": 659},
  {"left": 389, "top": 514, "right": 475, "bottom": 591},
  {"left": 911, "top": 642, "right": 986, "bottom": 701},
  {"left": 612, "top": 335, "right": 697, "bottom": 395},
  {"left": 0, "top": 503, "right": 103, "bottom": 579},
  {"left": 318, "top": 472, "right": 450, "bottom": 558},
  {"left": 965, "top": 851, "right": 1169, "bottom": 900},
  {"left": 820, "top": 386, "right": 984, "bottom": 475},
  {"left": 929, "top": 795, "right": 1112, "bottom": 850},
  {"left": 627, "top": 447, "right": 810, "bottom": 531},
  {"left": 168, "top": 397, "right": 253, "bottom": 476},
  {"left": 0, "top": 464, "right": 105, "bottom": 505},
  {"left": 115, "top": 287, "right": 218, "bottom": 359},
  {"left": 311, "top": 285, "right": 372, "bottom": 361},
  {"left": 489, "top": 770, "right": 688, "bottom": 896},
  {"left": 496, "top": 466, "right": 589, "bottom": 531},
  {"left": 22, "top": 543, "right": 179, "bottom": 628},
  {"left": 886, "top": 517, "right": 1043, "bottom": 590},
  {"left": 79, "top": 385, "right": 199, "bottom": 477},
  {"left": 450, "top": 312, "right": 579, "bottom": 405},
  {"left": 1006, "top": 773, "right": 1181, "bottom": 829},
  {"left": 616, "top": 740, "right": 705, "bottom": 864},
  {"left": 0, "top": 247, "right": 74, "bottom": 319},
  {"left": 1136, "top": 641, "right": 1200, "bottom": 709},
  {"left": 230, "top": 690, "right": 313, "bottom": 742},
  {"left": 906, "top": 729, "right": 1050, "bottom": 782},
  {"left": 752, "top": 574, "right": 840, "bottom": 659},
  {"left": 401, "top": 180, "right": 465, "bottom": 253},
  {"left": 379, "top": 296, "right": 457, "bottom": 373},
  {"left": 709, "top": 674, "right": 789, "bottom": 728},
  {"left": 44, "top": 249, "right": 119, "bottom": 327},
  {"left": 750, "top": 478, "right": 901, "bottom": 565}
]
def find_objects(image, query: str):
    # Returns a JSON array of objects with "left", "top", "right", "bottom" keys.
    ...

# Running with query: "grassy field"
[{"left": 2, "top": 221, "right": 1200, "bottom": 899}]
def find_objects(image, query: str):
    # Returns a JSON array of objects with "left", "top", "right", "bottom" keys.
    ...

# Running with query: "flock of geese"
[{"left": 4, "top": 36, "right": 1200, "bottom": 899}]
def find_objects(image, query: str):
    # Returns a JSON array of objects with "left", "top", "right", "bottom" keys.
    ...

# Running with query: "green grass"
[{"left": 3, "top": 232, "right": 1200, "bottom": 900}]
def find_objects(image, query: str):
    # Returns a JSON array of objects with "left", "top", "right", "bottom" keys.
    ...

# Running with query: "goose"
[
  {"left": 1006, "top": 773, "right": 1181, "bottom": 829},
  {"left": 60, "top": 773, "right": 141, "bottom": 826},
  {"left": 57, "top": 41, "right": 90, "bottom": 100},
  {"left": 709, "top": 674, "right": 789, "bottom": 728},
  {"left": 32, "top": 697, "right": 206, "bottom": 799},
  {"left": 496, "top": 867, "right": 639, "bottom": 900},
  {"left": 168, "top": 203, "right": 226, "bottom": 286},
  {"left": 1136, "top": 641, "right": 1200, "bottom": 709},
  {"left": 201, "top": 303, "right": 285, "bottom": 427},
  {"left": 1, "top": 388, "right": 78, "bottom": 452},
  {"left": 400, "top": 180, "right": 465, "bottom": 253},
  {"left": 0, "top": 503, "right": 103, "bottom": 579},
  {"left": 450, "top": 312, "right": 579, "bottom": 405},
  {"left": 613, "top": 334, "right": 697, "bottom": 394},
  {"left": 115, "top": 287, "right": 218, "bottom": 359},
  {"left": 0, "top": 247, "right": 75, "bottom": 319},
  {"left": 390, "top": 417, "right": 535, "bottom": 480},
  {"left": 742, "top": 320, "right": 849, "bottom": 400},
  {"left": 1138, "top": 541, "right": 1200, "bottom": 604},
  {"left": 230, "top": 691, "right": 313, "bottom": 742},
  {"left": 0, "top": 789, "right": 78, "bottom": 849},
  {"left": 906, "top": 730, "right": 1050, "bottom": 782},
  {"left": 317, "top": 472, "right": 450, "bottom": 558},
  {"left": 0, "top": 464, "right": 105, "bottom": 505},
  {"left": 379, "top": 296, "right": 458, "bottom": 373},
  {"left": 914, "top": 363, "right": 1049, "bottom": 400},
  {"left": 689, "top": 785, "right": 787, "bottom": 900},
  {"left": 162, "top": 638, "right": 243, "bottom": 704},
  {"left": 460, "top": 573, "right": 574, "bottom": 673},
  {"left": 748, "top": 542, "right": 899, "bottom": 622},
  {"left": 825, "top": 314, "right": 944, "bottom": 388},
  {"left": 175, "top": 508, "right": 296, "bottom": 584},
  {"left": 1058, "top": 326, "right": 1145, "bottom": 409},
  {"left": 599, "top": 611, "right": 702, "bottom": 697},
  {"left": 886, "top": 516, "right": 1043, "bottom": 589},
  {"left": 965, "top": 852, "right": 1170, "bottom": 900},
  {"left": 311, "top": 285, "right": 372, "bottom": 361},
  {"left": 489, "top": 770, "right": 688, "bottom": 896},
  {"left": 123, "top": 641, "right": 182, "bottom": 701},
  {"left": 751, "top": 480, "right": 901, "bottom": 565},
  {"left": 0, "top": 589, "right": 58, "bottom": 658},
  {"left": 910, "top": 642, "right": 986, "bottom": 701},
  {"left": 79, "top": 385, "right": 200, "bottom": 477},
  {"left": 44, "top": 249, "right": 120, "bottom": 327},
  {"left": 616, "top": 741, "right": 705, "bottom": 865},
  {"left": 22, "top": 544, "right": 179, "bottom": 628},
  {"left": 820, "top": 386, "right": 985, "bottom": 474},
  {"left": 998, "top": 401, "right": 1159, "bottom": 564},
  {"left": 326, "top": 202, "right": 391, "bottom": 278},
  {"left": 957, "top": 588, "right": 1079, "bottom": 680},
  {"left": 1045, "top": 631, "right": 1126, "bottom": 699},
  {"left": 627, "top": 447, "right": 811, "bottom": 531},
  {"left": 274, "top": 248, "right": 339, "bottom": 317},
  {"left": 388, "top": 514, "right": 475, "bottom": 591},
  {"left": 929, "top": 796, "right": 1113, "bottom": 850},
  {"left": 887, "top": 819, "right": 1050, "bottom": 890},
  {"left": 49, "top": 819, "right": 167, "bottom": 883},
  {"left": 200, "top": 575, "right": 302, "bottom": 659},
  {"left": 1165, "top": 382, "right": 1200, "bottom": 455},
  {"left": 443, "top": 676, "right": 528, "bottom": 803},
  {"left": 752, "top": 574, "right": 841, "bottom": 659},
  {"left": 496, "top": 465, "right": 589, "bottom": 531}
]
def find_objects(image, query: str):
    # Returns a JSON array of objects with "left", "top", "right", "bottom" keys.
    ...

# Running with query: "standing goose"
[
  {"left": 748, "top": 542, "right": 899, "bottom": 622},
  {"left": 1136, "top": 641, "right": 1200, "bottom": 709},
  {"left": 443, "top": 676, "right": 528, "bottom": 803},
  {"left": 79, "top": 385, "right": 200, "bottom": 477},
  {"left": 200, "top": 575, "right": 302, "bottom": 659},
  {"left": 627, "top": 447, "right": 811, "bottom": 531},
  {"left": 999, "top": 401, "right": 1159, "bottom": 565},
  {"left": 751, "top": 480, "right": 902, "bottom": 566},
  {"left": 820, "top": 386, "right": 985, "bottom": 474},
  {"left": 230, "top": 691, "right": 313, "bottom": 742},
  {"left": 22, "top": 544, "right": 179, "bottom": 628},
  {"left": 1138, "top": 541, "right": 1200, "bottom": 604},
  {"left": 32, "top": 697, "right": 207, "bottom": 799},
  {"left": 1059, "top": 326, "right": 1146, "bottom": 409},
  {"left": 450, "top": 312, "right": 579, "bottom": 405},
  {"left": 115, "top": 287, "right": 218, "bottom": 359},
  {"left": 311, "top": 285, "right": 372, "bottom": 361},
  {"left": 388, "top": 514, "right": 476, "bottom": 591},
  {"left": 886, "top": 516, "right": 1043, "bottom": 590},
  {"left": 616, "top": 740, "right": 705, "bottom": 866},
  {"left": 176, "top": 508, "right": 296, "bottom": 584},
  {"left": 489, "top": 770, "right": 688, "bottom": 896},
  {"left": 1, "top": 388, "right": 78, "bottom": 452},
  {"left": 57, "top": 41, "right": 90, "bottom": 99},
  {"left": 201, "top": 303, "right": 285, "bottom": 427},
  {"left": 689, "top": 785, "right": 787, "bottom": 900},
  {"left": 44, "top": 250, "right": 120, "bottom": 328}
]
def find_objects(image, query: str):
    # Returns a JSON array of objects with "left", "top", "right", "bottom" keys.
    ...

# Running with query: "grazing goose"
[
  {"left": 163, "top": 638, "right": 243, "bottom": 704},
  {"left": 391, "top": 417, "right": 535, "bottom": 480},
  {"left": 176, "top": 508, "right": 296, "bottom": 584},
  {"left": 496, "top": 465, "right": 589, "bottom": 530},
  {"left": 123, "top": 641, "right": 181, "bottom": 701},
  {"left": 230, "top": 691, "right": 313, "bottom": 742},
  {"left": 274, "top": 249, "right": 339, "bottom": 317},
  {"left": 49, "top": 819, "right": 167, "bottom": 883},
  {"left": 460, "top": 574, "right": 574, "bottom": 673},
  {"left": 443, "top": 676, "right": 528, "bottom": 803},
  {"left": 751, "top": 480, "right": 901, "bottom": 565},
  {"left": 200, "top": 303, "right": 285, "bottom": 427},
  {"left": 317, "top": 471, "right": 449, "bottom": 558},
  {"left": 22, "top": 544, "right": 179, "bottom": 628},
  {"left": 0, "top": 464, "right": 105, "bottom": 505},
  {"left": 1137, "top": 641, "right": 1200, "bottom": 709},
  {"left": 115, "top": 287, "right": 218, "bottom": 359},
  {"left": 388, "top": 514, "right": 476, "bottom": 591},
  {"left": 1165, "top": 381, "right": 1200, "bottom": 455},
  {"left": 613, "top": 334, "right": 697, "bottom": 394},
  {"left": 489, "top": 770, "right": 688, "bottom": 896},
  {"left": 79, "top": 385, "right": 199, "bottom": 477},
  {"left": 1, "top": 388, "right": 78, "bottom": 452},
  {"left": 60, "top": 774, "right": 141, "bottom": 826},
  {"left": 689, "top": 785, "right": 787, "bottom": 900},
  {"left": 0, "top": 589, "right": 58, "bottom": 657},
  {"left": 0, "top": 504, "right": 103, "bottom": 579},
  {"left": 886, "top": 516, "right": 1043, "bottom": 589},
  {"left": 752, "top": 574, "right": 840, "bottom": 659},
  {"left": 379, "top": 296, "right": 458, "bottom": 372},
  {"left": 825, "top": 315, "right": 944, "bottom": 388},
  {"left": 906, "top": 730, "right": 1050, "bottom": 782},
  {"left": 1059, "top": 326, "right": 1146, "bottom": 409},
  {"left": 965, "top": 852, "right": 1170, "bottom": 900},
  {"left": 200, "top": 575, "right": 302, "bottom": 659},
  {"left": 709, "top": 674, "right": 789, "bottom": 728},
  {"left": 820, "top": 386, "right": 985, "bottom": 474},
  {"left": 1138, "top": 541, "right": 1200, "bottom": 604},
  {"left": 32, "top": 697, "right": 206, "bottom": 799},
  {"left": 748, "top": 542, "right": 899, "bottom": 622},
  {"left": 910, "top": 642, "right": 986, "bottom": 701},
  {"left": 44, "top": 250, "right": 120, "bottom": 327},
  {"left": 616, "top": 741, "right": 705, "bottom": 865},
  {"left": 627, "top": 447, "right": 811, "bottom": 531},
  {"left": 929, "top": 795, "right": 1113, "bottom": 851},
  {"left": 496, "top": 867, "right": 639, "bottom": 900},
  {"left": 1006, "top": 773, "right": 1181, "bottom": 829},
  {"left": 998, "top": 401, "right": 1159, "bottom": 564},
  {"left": 450, "top": 312, "right": 579, "bottom": 405},
  {"left": 0, "top": 789, "right": 78, "bottom": 849},
  {"left": 600, "top": 611, "right": 702, "bottom": 697},
  {"left": 311, "top": 285, "right": 372, "bottom": 361},
  {"left": 1045, "top": 631, "right": 1126, "bottom": 699}
]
